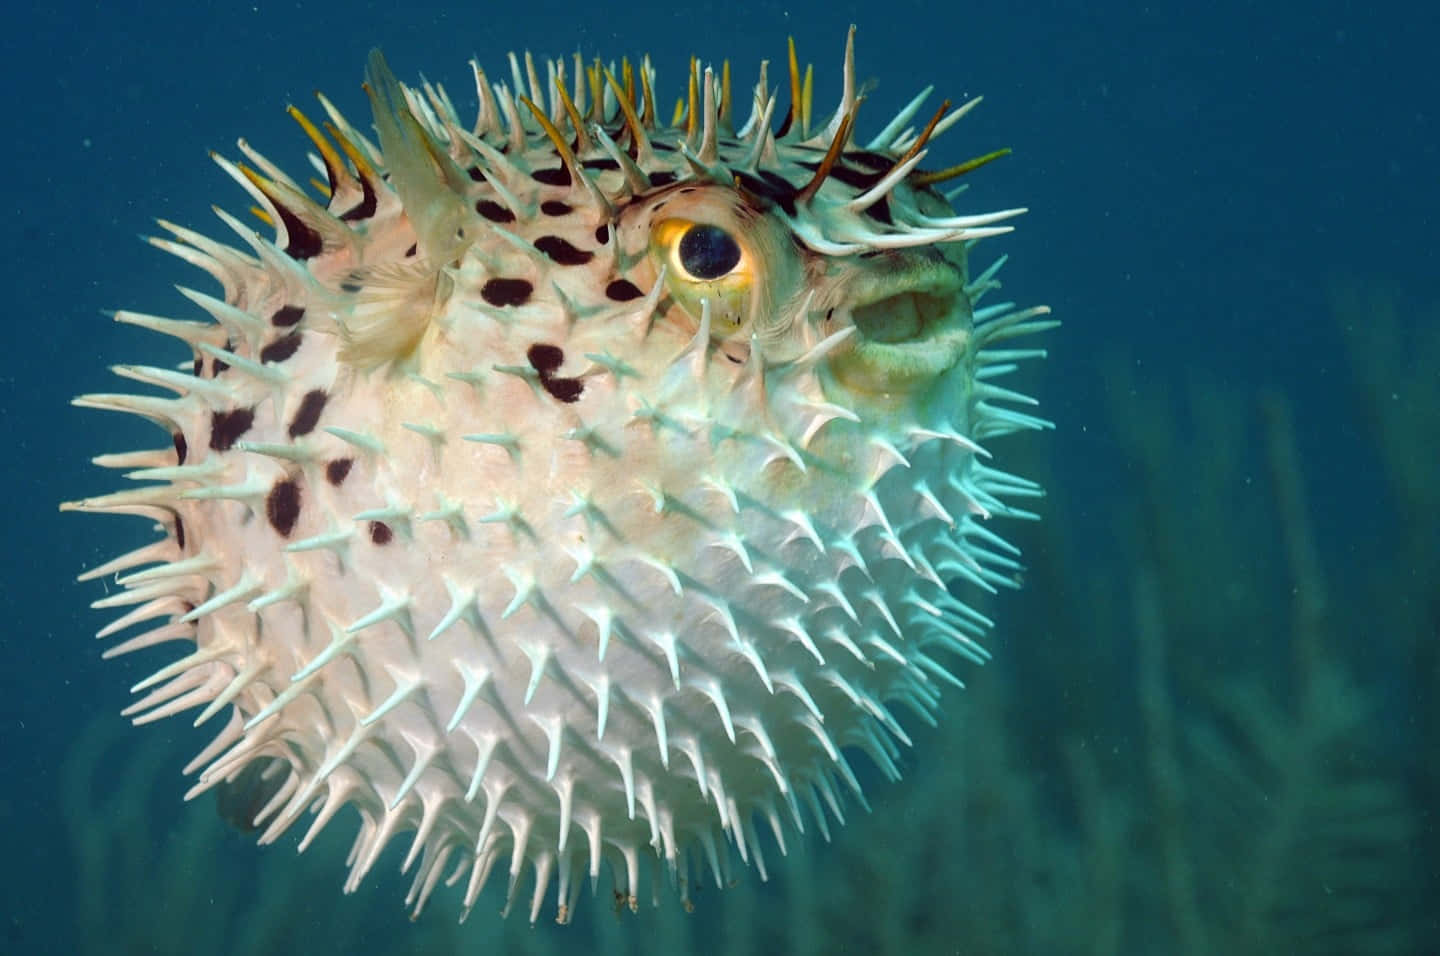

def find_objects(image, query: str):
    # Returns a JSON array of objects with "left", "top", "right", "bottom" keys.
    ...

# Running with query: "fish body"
[{"left": 65, "top": 33, "right": 1053, "bottom": 923}]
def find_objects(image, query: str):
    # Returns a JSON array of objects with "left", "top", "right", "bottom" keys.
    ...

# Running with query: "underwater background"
[{"left": 2, "top": 0, "right": 1435, "bottom": 952}]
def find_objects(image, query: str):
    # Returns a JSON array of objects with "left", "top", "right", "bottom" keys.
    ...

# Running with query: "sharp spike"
[
  {"left": 796, "top": 103, "right": 858, "bottom": 203},
  {"left": 601, "top": 67, "right": 651, "bottom": 162},
  {"left": 518, "top": 96, "right": 612, "bottom": 214},
  {"left": 698, "top": 66, "right": 720, "bottom": 164},
  {"left": 911, "top": 146, "right": 1012, "bottom": 188},
  {"left": 894, "top": 99, "right": 950, "bottom": 168},
  {"left": 778, "top": 37, "right": 802, "bottom": 139},
  {"left": 639, "top": 56, "right": 658, "bottom": 129},
  {"left": 867, "top": 85, "right": 933, "bottom": 151},
  {"left": 591, "top": 125, "right": 650, "bottom": 194}
]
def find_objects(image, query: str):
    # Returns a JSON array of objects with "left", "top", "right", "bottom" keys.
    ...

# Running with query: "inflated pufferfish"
[{"left": 64, "top": 29, "right": 1054, "bottom": 924}]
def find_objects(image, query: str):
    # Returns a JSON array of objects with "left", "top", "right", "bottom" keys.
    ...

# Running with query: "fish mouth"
[{"left": 834, "top": 259, "right": 969, "bottom": 389}]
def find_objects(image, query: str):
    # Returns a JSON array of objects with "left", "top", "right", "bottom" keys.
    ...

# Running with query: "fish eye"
[
  {"left": 676, "top": 224, "right": 742, "bottom": 280},
  {"left": 650, "top": 217, "right": 758, "bottom": 334}
]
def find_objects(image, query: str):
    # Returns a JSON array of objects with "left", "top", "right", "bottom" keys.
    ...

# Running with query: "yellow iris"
[{"left": 650, "top": 218, "right": 756, "bottom": 333}]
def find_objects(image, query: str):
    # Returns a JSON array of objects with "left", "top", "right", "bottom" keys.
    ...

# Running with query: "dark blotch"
[
  {"left": 274, "top": 206, "right": 324, "bottom": 260},
  {"left": 594, "top": 224, "right": 611, "bottom": 245},
  {"left": 476, "top": 199, "right": 516, "bottom": 223},
  {"left": 527, "top": 343, "right": 565, "bottom": 374},
  {"left": 192, "top": 355, "right": 203, "bottom": 376},
  {"left": 606, "top": 278, "right": 643, "bottom": 302},
  {"left": 648, "top": 170, "right": 678, "bottom": 187},
  {"left": 826, "top": 163, "right": 886, "bottom": 191},
  {"left": 340, "top": 280, "right": 363, "bottom": 294},
  {"left": 369, "top": 521, "right": 393, "bottom": 545},
  {"left": 337, "top": 176, "right": 378, "bottom": 222},
  {"left": 173, "top": 514, "right": 186, "bottom": 551},
  {"left": 288, "top": 389, "right": 328, "bottom": 438},
  {"left": 865, "top": 195, "right": 894, "bottom": 225},
  {"left": 535, "top": 235, "right": 593, "bottom": 266},
  {"left": 259, "top": 332, "right": 302, "bottom": 364},
  {"left": 467, "top": 166, "right": 485, "bottom": 182},
  {"left": 532, "top": 166, "right": 572, "bottom": 186},
  {"left": 527, "top": 343, "right": 584, "bottom": 403},
  {"left": 271, "top": 305, "right": 305, "bottom": 327},
  {"left": 481, "top": 277, "right": 533, "bottom": 307},
  {"left": 582, "top": 158, "right": 620, "bottom": 171},
  {"left": 325, "top": 458, "right": 353, "bottom": 486},
  {"left": 541, "top": 376, "right": 584, "bottom": 403},
  {"left": 173, "top": 432, "right": 187, "bottom": 464},
  {"left": 758, "top": 171, "right": 797, "bottom": 195},
  {"left": 266, "top": 479, "right": 301, "bottom": 537},
  {"left": 209, "top": 407, "right": 254, "bottom": 452},
  {"left": 734, "top": 171, "right": 797, "bottom": 216},
  {"left": 212, "top": 340, "right": 231, "bottom": 375},
  {"left": 541, "top": 200, "right": 573, "bottom": 216},
  {"left": 845, "top": 150, "right": 898, "bottom": 171},
  {"left": 404, "top": 243, "right": 417, "bottom": 257}
]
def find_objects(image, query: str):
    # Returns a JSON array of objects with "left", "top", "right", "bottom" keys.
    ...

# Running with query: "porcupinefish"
[{"left": 64, "top": 29, "right": 1054, "bottom": 923}]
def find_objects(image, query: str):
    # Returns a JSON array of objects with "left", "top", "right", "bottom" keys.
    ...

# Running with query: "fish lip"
[
  {"left": 845, "top": 258, "right": 968, "bottom": 359},
  {"left": 849, "top": 257, "right": 963, "bottom": 311}
]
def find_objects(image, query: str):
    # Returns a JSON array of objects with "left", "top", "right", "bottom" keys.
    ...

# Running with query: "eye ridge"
[{"left": 677, "top": 224, "right": 742, "bottom": 280}]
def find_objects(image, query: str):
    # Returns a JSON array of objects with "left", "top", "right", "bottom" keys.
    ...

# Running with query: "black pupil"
[{"left": 677, "top": 224, "right": 741, "bottom": 280}]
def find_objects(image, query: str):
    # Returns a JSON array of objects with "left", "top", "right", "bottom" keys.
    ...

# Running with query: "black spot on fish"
[
  {"left": 527, "top": 343, "right": 564, "bottom": 374},
  {"left": 288, "top": 389, "right": 327, "bottom": 438},
  {"left": 527, "top": 343, "right": 583, "bottom": 403},
  {"left": 337, "top": 175, "right": 378, "bottom": 222},
  {"left": 606, "top": 279, "right": 643, "bottom": 302},
  {"left": 582, "top": 158, "right": 620, "bottom": 171},
  {"left": 259, "top": 332, "right": 302, "bottom": 364},
  {"left": 481, "top": 277, "right": 533, "bottom": 307},
  {"left": 173, "top": 432, "right": 187, "bottom": 464},
  {"left": 532, "top": 166, "right": 571, "bottom": 186},
  {"left": 209, "top": 407, "right": 254, "bottom": 451},
  {"left": 326, "top": 458, "right": 353, "bottom": 486},
  {"left": 173, "top": 514, "right": 186, "bottom": 551},
  {"left": 271, "top": 305, "right": 305, "bottom": 327},
  {"left": 844, "top": 150, "right": 898, "bottom": 172},
  {"left": 369, "top": 521, "right": 393, "bottom": 545},
  {"left": 541, "top": 376, "right": 583, "bottom": 403},
  {"left": 535, "top": 235, "right": 592, "bottom": 266},
  {"left": 476, "top": 199, "right": 516, "bottom": 223},
  {"left": 825, "top": 163, "right": 886, "bottom": 191},
  {"left": 733, "top": 171, "right": 797, "bottom": 216},
  {"left": 274, "top": 206, "right": 324, "bottom": 260},
  {"left": 648, "top": 170, "right": 678, "bottom": 187},
  {"left": 541, "top": 200, "right": 573, "bottom": 216},
  {"left": 266, "top": 479, "right": 301, "bottom": 536},
  {"left": 594, "top": 224, "right": 611, "bottom": 245}
]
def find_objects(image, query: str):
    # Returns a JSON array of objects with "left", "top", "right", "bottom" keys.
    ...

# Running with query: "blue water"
[{"left": 2, "top": 1, "right": 1434, "bottom": 952}]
